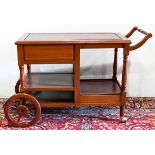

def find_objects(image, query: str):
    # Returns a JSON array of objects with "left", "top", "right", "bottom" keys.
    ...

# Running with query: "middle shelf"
[
  {"left": 23, "top": 73, "right": 74, "bottom": 91},
  {"left": 22, "top": 72, "right": 122, "bottom": 95}
]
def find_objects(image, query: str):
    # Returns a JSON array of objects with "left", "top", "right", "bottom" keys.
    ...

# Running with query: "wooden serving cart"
[{"left": 4, "top": 27, "right": 152, "bottom": 127}]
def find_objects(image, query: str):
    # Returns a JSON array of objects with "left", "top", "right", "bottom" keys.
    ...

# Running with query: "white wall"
[{"left": 0, "top": 0, "right": 155, "bottom": 98}]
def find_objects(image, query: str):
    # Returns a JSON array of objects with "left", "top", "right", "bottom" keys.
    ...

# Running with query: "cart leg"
[
  {"left": 120, "top": 106, "right": 124, "bottom": 117},
  {"left": 113, "top": 48, "right": 118, "bottom": 81},
  {"left": 120, "top": 45, "right": 129, "bottom": 123},
  {"left": 19, "top": 65, "right": 24, "bottom": 92},
  {"left": 120, "top": 106, "right": 127, "bottom": 122},
  {"left": 15, "top": 65, "right": 25, "bottom": 94},
  {"left": 27, "top": 64, "right": 31, "bottom": 74}
]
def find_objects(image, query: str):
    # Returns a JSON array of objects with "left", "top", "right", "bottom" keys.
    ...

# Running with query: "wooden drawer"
[{"left": 24, "top": 45, "right": 74, "bottom": 60}]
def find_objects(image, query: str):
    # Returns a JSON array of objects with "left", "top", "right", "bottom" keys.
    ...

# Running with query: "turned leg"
[
  {"left": 113, "top": 48, "right": 118, "bottom": 81},
  {"left": 27, "top": 64, "right": 32, "bottom": 82},
  {"left": 27, "top": 64, "right": 31, "bottom": 74},
  {"left": 120, "top": 106, "right": 123, "bottom": 117},
  {"left": 19, "top": 65, "right": 24, "bottom": 92},
  {"left": 120, "top": 45, "right": 129, "bottom": 122}
]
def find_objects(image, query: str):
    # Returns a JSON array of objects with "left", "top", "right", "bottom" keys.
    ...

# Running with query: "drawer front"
[{"left": 24, "top": 45, "right": 74, "bottom": 60}]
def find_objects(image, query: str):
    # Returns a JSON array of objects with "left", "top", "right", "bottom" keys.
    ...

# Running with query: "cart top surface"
[{"left": 15, "top": 33, "right": 131, "bottom": 45}]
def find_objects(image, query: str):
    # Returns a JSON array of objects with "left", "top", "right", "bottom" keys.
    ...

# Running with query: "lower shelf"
[
  {"left": 26, "top": 79, "right": 123, "bottom": 107},
  {"left": 79, "top": 79, "right": 123, "bottom": 106},
  {"left": 80, "top": 79, "right": 121, "bottom": 95},
  {"left": 29, "top": 91, "right": 74, "bottom": 107}
]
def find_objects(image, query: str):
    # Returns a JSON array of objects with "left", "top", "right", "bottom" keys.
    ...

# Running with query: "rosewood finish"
[{"left": 4, "top": 27, "right": 152, "bottom": 127}]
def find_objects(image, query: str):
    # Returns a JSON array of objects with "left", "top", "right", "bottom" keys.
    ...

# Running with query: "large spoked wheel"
[
  {"left": 15, "top": 79, "right": 20, "bottom": 94},
  {"left": 4, "top": 93, "right": 41, "bottom": 128}
]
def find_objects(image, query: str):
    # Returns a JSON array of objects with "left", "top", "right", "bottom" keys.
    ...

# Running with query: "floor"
[{"left": 0, "top": 97, "right": 155, "bottom": 130}]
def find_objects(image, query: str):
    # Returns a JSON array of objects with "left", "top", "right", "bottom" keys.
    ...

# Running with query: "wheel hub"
[{"left": 17, "top": 105, "right": 28, "bottom": 116}]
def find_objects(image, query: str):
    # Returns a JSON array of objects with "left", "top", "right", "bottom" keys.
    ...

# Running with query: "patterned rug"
[{"left": 0, "top": 97, "right": 155, "bottom": 130}]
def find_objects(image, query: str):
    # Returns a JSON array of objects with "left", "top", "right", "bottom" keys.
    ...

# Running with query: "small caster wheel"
[
  {"left": 120, "top": 117, "right": 128, "bottom": 123},
  {"left": 4, "top": 93, "right": 41, "bottom": 128},
  {"left": 15, "top": 79, "right": 20, "bottom": 94}
]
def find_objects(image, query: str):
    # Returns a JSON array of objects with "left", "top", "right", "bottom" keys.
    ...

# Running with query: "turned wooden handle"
[{"left": 125, "top": 26, "right": 152, "bottom": 51}]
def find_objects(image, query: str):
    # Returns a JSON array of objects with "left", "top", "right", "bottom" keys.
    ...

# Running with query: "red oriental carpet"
[{"left": 0, "top": 97, "right": 155, "bottom": 130}]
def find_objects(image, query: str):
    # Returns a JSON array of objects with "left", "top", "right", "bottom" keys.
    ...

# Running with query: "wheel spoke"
[
  {"left": 11, "top": 106, "right": 17, "bottom": 110},
  {"left": 17, "top": 115, "right": 22, "bottom": 123},
  {"left": 27, "top": 105, "right": 35, "bottom": 114},
  {"left": 28, "top": 111, "right": 34, "bottom": 117},
  {"left": 20, "top": 99, "right": 25, "bottom": 105},
  {"left": 9, "top": 106, "right": 17, "bottom": 115},
  {"left": 14, "top": 101, "right": 20, "bottom": 107}
]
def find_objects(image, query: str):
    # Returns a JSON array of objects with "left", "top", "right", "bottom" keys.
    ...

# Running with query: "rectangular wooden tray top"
[{"left": 15, "top": 33, "right": 131, "bottom": 45}]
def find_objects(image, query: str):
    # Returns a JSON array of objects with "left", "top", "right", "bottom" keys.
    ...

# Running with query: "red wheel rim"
[{"left": 4, "top": 93, "right": 41, "bottom": 128}]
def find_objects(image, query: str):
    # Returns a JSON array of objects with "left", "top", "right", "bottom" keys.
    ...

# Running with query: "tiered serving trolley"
[{"left": 4, "top": 27, "right": 152, "bottom": 127}]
